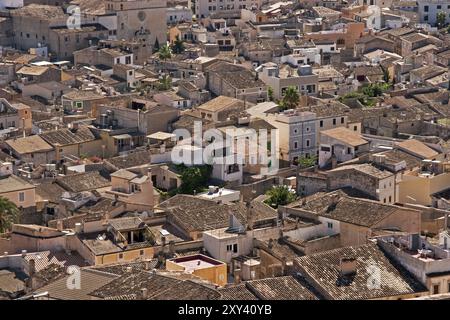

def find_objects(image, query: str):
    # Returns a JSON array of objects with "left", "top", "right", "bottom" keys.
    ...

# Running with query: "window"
[
  {"left": 294, "top": 129, "right": 298, "bottom": 134},
  {"left": 320, "top": 120, "right": 323, "bottom": 127},
  {"left": 437, "top": 5, "right": 441, "bottom": 9},
  {"left": 389, "top": 196, "right": 392, "bottom": 203},
  {"left": 140, "top": 250, "right": 144, "bottom": 256},
  {"left": 433, "top": 284, "right": 440, "bottom": 294},
  {"left": 118, "top": 253, "right": 124, "bottom": 260},
  {"left": 333, "top": 118, "right": 336, "bottom": 125},
  {"left": 306, "top": 139, "right": 310, "bottom": 147},
  {"left": 424, "top": 15, "right": 428, "bottom": 21},
  {"left": 327, "top": 222, "right": 333, "bottom": 229},
  {"left": 424, "top": 5, "right": 429, "bottom": 12},
  {"left": 294, "top": 141, "right": 298, "bottom": 149},
  {"left": 383, "top": 198, "right": 386, "bottom": 203},
  {"left": 448, "top": 281, "right": 450, "bottom": 293},
  {"left": 347, "top": 147, "right": 351, "bottom": 154},
  {"left": 354, "top": 125, "right": 358, "bottom": 131},
  {"left": 341, "top": 117, "right": 344, "bottom": 124},
  {"left": 19, "top": 192, "right": 25, "bottom": 202},
  {"left": 226, "top": 244, "right": 237, "bottom": 252}
]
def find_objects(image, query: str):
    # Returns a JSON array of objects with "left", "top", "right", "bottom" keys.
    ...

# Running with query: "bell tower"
[{"left": 105, "top": 0, "right": 167, "bottom": 50}]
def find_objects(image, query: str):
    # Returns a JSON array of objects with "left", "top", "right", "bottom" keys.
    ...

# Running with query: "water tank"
[{"left": 298, "top": 64, "right": 312, "bottom": 76}]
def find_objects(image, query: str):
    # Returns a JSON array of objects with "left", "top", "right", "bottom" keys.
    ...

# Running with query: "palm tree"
[
  {"left": 280, "top": 86, "right": 300, "bottom": 110},
  {"left": 158, "top": 74, "right": 172, "bottom": 91},
  {"left": 0, "top": 197, "right": 19, "bottom": 233},
  {"left": 158, "top": 44, "right": 172, "bottom": 62},
  {"left": 171, "top": 36, "right": 185, "bottom": 54}
]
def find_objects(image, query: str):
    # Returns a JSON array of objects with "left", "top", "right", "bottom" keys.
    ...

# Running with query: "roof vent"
[{"left": 339, "top": 257, "right": 357, "bottom": 276}]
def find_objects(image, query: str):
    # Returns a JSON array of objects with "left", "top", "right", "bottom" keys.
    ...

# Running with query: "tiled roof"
[
  {"left": 152, "top": 279, "right": 221, "bottom": 300},
  {"left": 55, "top": 171, "right": 111, "bottom": 193},
  {"left": 218, "top": 284, "right": 258, "bottom": 300},
  {"left": 6, "top": 135, "right": 54, "bottom": 154},
  {"left": 24, "top": 251, "right": 89, "bottom": 272},
  {"left": 246, "top": 276, "right": 318, "bottom": 300},
  {"left": 287, "top": 190, "right": 400, "bottom": 227},
  {"left": 328, "top": 163, "right": 393, "bottom": 179},
  {"left": 105, "top": 150, "right": 152, "bottom": 170},
  {"left": 295, "top": 242, "right": 427, "bottom": 300},
  {"left": 34, "top": 269, "right": 118, "bottom": 300},
  {"left": 0, "top": 175, "right": 35, "bottom": 193},
  {"left": 12, "top": 4, "right": 65, "bottom": 19},
  {"left": 207, "top": 62, "right": 266, "bottom": 89},
  {"left": 395, "top": 139, "right": 439, "bottom": 159},
  {"left": 89, "top": 271, "right": 220, "bottom": 300},
  {"left": 40, "top": 127, "right": 96, "bottom": 146},
  {"left": 109, "top": 217, "right": 146, "bottom": 232},
  {"left": 321, "top": 127, "right": 368, "bottom": 146},
  {"left": 158, "top": 194, "right": 247, "bottom": 233},
  {"left": 89, "top": 260, "right": 159, "bottom": 276},
  {"left": 197, "top": 95, "right": 242, "bottom": 112}
]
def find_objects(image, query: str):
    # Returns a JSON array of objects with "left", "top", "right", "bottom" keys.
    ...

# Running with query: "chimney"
[
  {"left": 339, "top": 257, "right": 357, "bottom": 276},
  {"left": 445, "top": 212, "right": 449, "bottom": 230},
  {"left": 169, "top": 240, "right": 175, "bottom": 256},
  {"left": 331, "top": 154, "right": 337, "bottom": 169},
  {"left": 147, "top": 168, "right": 152, "bottom": 179},
  {"left": 75, "top": 222, "right": 83, "bottom": 234},
  {"left": 144, "top": 260, "right": 152, "bottom": 271},
  {"left": 29, "top": 259, "right": 36, "bottom": 276},
  {"left": 141, "top": 288, "right": 148, "bottom": 299},
  {"left": 233, "top": 268, "right": 241, "bottom": 284}
]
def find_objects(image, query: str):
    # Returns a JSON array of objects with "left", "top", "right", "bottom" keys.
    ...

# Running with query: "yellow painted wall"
[
  {"left": 0, "top": 188, "right": 35, "bottom": 208},
  {"left": 95, "top": 247, "right": 154, "bottom": 266}
]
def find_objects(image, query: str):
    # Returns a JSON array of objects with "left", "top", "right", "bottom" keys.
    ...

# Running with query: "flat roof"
[{"left": 170, "top": 254, "right": 224, "bottom": 272}]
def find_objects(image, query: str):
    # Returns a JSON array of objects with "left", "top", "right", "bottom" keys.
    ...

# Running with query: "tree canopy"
[
  {"left": 280, "top": 86, "right": 300, "bottom": 110},
  {"left": 158, "top": 44, "right": 172, "bottom": 61},
  {"left": 265, "top": 185, "right": 296, "bottom": 208},
  {"left": 174, "top": 164, "right": 213, "bottom": 195},
  {"left": 0, "top": 197, "right": 19, "bottom": 233},
  {"left": 171, "top": 36, "right": 185, "bottom": 54}
]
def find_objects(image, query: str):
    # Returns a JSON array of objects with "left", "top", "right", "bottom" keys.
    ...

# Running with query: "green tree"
[
  {"left": 153, "top": 38, "right": 160, "bottom": 53},
  {"left": 298, "top": 155, "right": 317, "bottom": 169},
  {"left": 268, "top": 87, "right": 274, "bottom": 102},
  {"left": 265, "top": 185, "right": 296, "bottom": 208},
  {"left": 158, "top": 74, "right": 172, "bottom": 91},
  {"left": 382, "top": 67, "right": 390, "bottom": 84},
  {"left": 177, "top": 165, "right": 212, "bottom": 194},
  {"left": 158, "top": 44, "right": 172, "bottom": 62},
  {"left": 437, "top": 11, "right": 447, "bottom": 28},
  {"left": 171, "top": 36, "right": 185, "bottom": 54},
  {"left": 0, "top": 197, "right": 19, "bottom": 233},
  {"left": 280, "top": 86, "right": 299, "bottom": 110}
]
